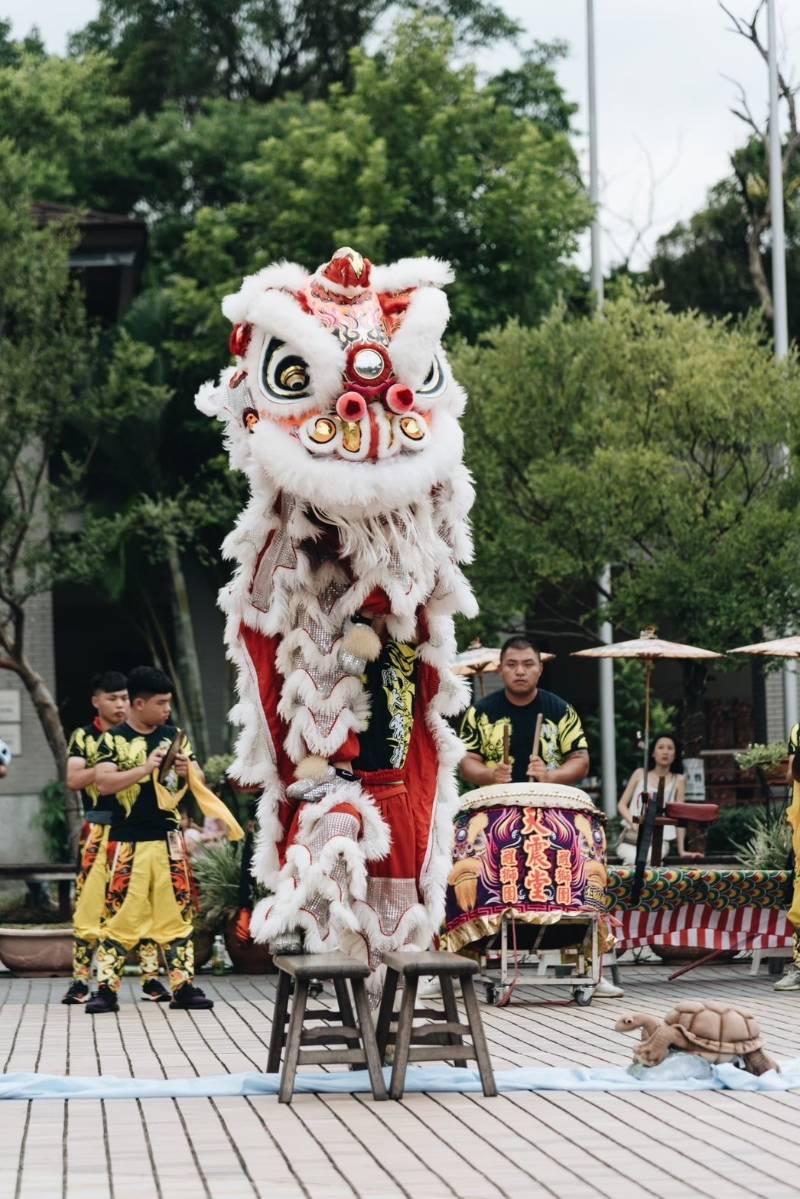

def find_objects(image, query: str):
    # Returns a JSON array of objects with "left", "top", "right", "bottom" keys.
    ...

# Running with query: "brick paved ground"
[{"left": 1, "top": 960, "right": 799, "bottom": 1199}]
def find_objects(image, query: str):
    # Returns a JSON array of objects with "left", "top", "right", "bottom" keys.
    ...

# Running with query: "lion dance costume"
[{"left": 197, "top": 248, "right": 476, "bottom": 977}]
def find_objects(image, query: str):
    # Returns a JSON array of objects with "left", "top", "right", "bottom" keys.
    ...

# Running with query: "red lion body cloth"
[{"left": 196, "top": 248, "right": 476, "bottom": 975}]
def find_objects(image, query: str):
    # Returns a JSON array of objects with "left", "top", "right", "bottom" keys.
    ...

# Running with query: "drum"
[{"left": 444, "top": 782, "right": 607, "bottom": 952}]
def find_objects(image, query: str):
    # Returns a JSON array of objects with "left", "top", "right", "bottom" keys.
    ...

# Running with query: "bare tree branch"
[{"left": 719, "top": 1, "right": 800, "bottom": 318}]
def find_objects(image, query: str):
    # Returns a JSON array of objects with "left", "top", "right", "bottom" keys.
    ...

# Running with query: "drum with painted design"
[{"left": 443, "top": 782, "right": 607, "bottom": 953}]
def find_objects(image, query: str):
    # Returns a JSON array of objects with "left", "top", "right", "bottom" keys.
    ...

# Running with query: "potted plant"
[
  {"left": 0, "top": 782, "right": 74, "bottom": 976},
  {"left": 733, "top": 811, "right": 791, "bottom": 871},
  {"left": 202, "top": 753, "right": 236, "bottom": 794},
  {"left": 735, "top": 742, "right": 789, "bottom": 785},
  {"left": 0, "top": 894, "right": 73, "bottom": 975},
  {"left": 192, "top": 839, "right": 274, "bottom": 973}
]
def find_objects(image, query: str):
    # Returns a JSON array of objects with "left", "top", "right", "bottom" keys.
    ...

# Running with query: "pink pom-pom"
[{"left": 336, "top": 391, "right": 367, "bottom": 422}]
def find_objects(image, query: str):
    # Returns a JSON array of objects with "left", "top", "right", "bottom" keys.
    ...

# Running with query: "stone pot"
[
  {"left": 0, "top": 926, "right": 73, "bottom": 976},
  {"left": 224, "top": 919, "right": 275, "bottom": 973}
]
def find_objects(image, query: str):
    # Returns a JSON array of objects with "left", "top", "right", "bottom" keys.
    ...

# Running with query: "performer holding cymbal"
[{"left": 87, "top": 666, "right": 243, "bottom": 1014}]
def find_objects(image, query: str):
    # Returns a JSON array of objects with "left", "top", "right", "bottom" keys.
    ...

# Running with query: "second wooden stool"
[
  {"left": 267, "top": 953, "right": 387, "bottom": 1103},
  {"left": 375, "top": 951, "right": 497, "bottom": 1099}
]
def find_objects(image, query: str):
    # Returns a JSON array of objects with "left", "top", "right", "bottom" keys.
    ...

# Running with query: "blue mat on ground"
[{"left": 2, "top": 1056, "right": 800, "bottom": 1099}]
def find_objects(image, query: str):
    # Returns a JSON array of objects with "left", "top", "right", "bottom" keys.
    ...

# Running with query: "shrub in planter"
[
  {"left": 734, "top": 811, "right": 792, "bottom": 871},
  {"left": 192, "top": 840, "right": 273, "bottom": 973},
  {"left": 705, "top": 805, "right": 762, "bottom": 856},
  {"left": 0, "top": 926, "right": 73, "bottom": 975},
  {"left": 0, "top": 894, "right": 73, "bottom": 975},
  {"left": 734, "top": 743, "right": 788, "bottom": 774}
]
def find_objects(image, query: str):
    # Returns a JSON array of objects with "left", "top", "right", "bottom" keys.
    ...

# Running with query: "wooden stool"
[
  {"left": 267, "top": 954, "right": 387, "bottom": 1103},
  {"left": 375, "top": 951, "right": 497, "bottom": 1099}
]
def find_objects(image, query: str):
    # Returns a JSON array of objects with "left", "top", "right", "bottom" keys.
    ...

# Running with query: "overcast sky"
[{"left": 4, "top": 0, "right": 799, "bottom": 268}]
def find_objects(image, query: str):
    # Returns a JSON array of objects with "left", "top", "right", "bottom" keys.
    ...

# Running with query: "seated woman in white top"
[{"left": 616, "top": 734, "right": 703, "bottom": 865}]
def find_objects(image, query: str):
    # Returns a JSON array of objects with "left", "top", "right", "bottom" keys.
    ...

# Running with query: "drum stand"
[{"left": 478, "top": 913, "right": 600, "bottom": 1006}]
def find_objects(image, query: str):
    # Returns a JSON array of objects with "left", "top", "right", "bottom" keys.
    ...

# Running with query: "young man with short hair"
[
  {"left": 775, "top": 722, "right": 800, "bottom": 991},
  {"left": 459, "top": 636, "right": 590, "bottom": 787},
  {"left": 89, "top": 665, "right": 215, "bottom": 1014},
  {"left": 62, "top": 671, "right": 167, "bottom": 1006}
]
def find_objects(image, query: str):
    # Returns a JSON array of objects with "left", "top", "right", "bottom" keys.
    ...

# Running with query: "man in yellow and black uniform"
[
  {"left": 776, "top": 722, "right": 800, "bottom": 991},
  {"left": 459, "top": 636, "right": 590, "bottom": 788},
  {"left": 62, "top": 671, "right": 166, "bottom": 1006},
  {"left": 89, "top": 665, "right": 242, "bottom": 1014}
]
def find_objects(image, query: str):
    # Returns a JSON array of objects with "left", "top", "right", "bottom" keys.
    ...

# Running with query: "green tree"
[
  {"left": 0, "top": 48, "right": 135, "bottom": 210},
  {"left": 159, "top": 14, "right": 589, "bottom": 404},
  {"left": 0, "top": 146, "right": 170, "bottom": 847},
  {"left": 69, "top": 0, "right": 520, "bottom": 114},
  {"left": 454, "top": 289, "right": 800, "bottom": 750},
  {"left": 649, "top": 136, "right": 800, "bottom": 342},
  {"left": 0, "top": 14, "right": 590, "bottom": 767},
  {"left": 649, "top": 7, "right": 800, "bottom": 339}
]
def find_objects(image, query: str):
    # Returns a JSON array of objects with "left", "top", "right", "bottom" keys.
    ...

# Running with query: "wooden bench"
[
  {"left": 375, "top": 950, "right": 497, "bottom": 1099},
  {"left": 267, "top": 954, "right": 387, "bottom": 1104},
  {"left": 0, "top": 864, "right": 74, "bottom": 920}
]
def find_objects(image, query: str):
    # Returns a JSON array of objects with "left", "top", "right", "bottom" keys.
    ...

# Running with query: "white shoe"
[
  {"left": 416, "top": 975, "right": 441, "bottom": 998},
  {"left": 593, "top": 975, "right": 624, "bottom": 998},
  {"left": 774, "top": 968, "right": 800, "bottom": 991}
]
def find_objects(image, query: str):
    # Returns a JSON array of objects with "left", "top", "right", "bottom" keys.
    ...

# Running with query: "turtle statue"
[{"left": 615, "top": 1000, "right": 778, "bottom": 1075}]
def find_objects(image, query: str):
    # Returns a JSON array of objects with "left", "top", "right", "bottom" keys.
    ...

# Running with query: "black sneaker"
[
  {"left": 169, "top": 982, "right": 214, "bottom": 1010},
  {"left": 85, "top": 985, "right": 120, "bottom": 1014},
  {"left": 61, "top": 980, "right": 90, "bottom": 1005},
  {"left": 141, "top": 979, "right": 171, "bottom": 1003}
]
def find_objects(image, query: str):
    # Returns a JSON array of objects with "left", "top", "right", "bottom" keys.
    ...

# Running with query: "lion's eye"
[
  {"left": 417, "top": 354, "right": 445, "bottom": 397},
  {"left": 260, "top": 337, "right": 311, "bottom": 401}
]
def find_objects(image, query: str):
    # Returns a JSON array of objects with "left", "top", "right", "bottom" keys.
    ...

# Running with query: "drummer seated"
[{"left": 459, "top": 636, "right": 590, "bottom": 788}]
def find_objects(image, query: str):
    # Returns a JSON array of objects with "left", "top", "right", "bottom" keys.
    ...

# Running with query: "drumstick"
[
  {"left": 502, "top": 724, "right": 510, "bottom": 765},
  {"left": 532, "top": 713, "right": 543, "bottom": 762}
]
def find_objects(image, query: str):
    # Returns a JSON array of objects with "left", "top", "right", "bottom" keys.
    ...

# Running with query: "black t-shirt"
[
  {"left": 459, "top": 688, "right": 588, "bottom": 784},
  {"left": 353, "top": 641, "right": 418, "bottom": 773},
  {"left": 96, "top": 721, "right": 192, "bottom": 841},
  {"left": 67, "top": 721, "right": 116, "bottom": 818}
]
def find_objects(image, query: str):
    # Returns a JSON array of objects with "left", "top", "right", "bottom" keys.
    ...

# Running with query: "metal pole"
[
  {"left": 768, "top": 0, "right": 789, "bottom": 359},
  {"left": 588, "top": 0, "right": 617, "bottom": 813},
  {"left": 587, "top": 0, "right": 604, "bottom": 309},
  {"left": 767, "top": 0, "right": 798, "bottom": 729},
  {"left": 598, "top": 566, "right": 618, "bottom": 816}
]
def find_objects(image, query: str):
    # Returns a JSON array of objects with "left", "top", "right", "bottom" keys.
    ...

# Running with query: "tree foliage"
[
  {"left": 455, "top": 289, "right": 800, "bottom": 652},
  {"left": 69, "top": 0, "right": 521, "bottom": 114},
  {"left": 649, "top": 134, "right": 800, "bottom": 341},
  {"left": 159, "top": 14, "right": 589, "bottom": 399},
  {"left": 0, "top": 7, "right": 592, "bottom": 768},
  {"left": 0, "top": 48, "right": 132, "bottom": 209},
  {"left": 0, "top": 143, "right": 170, "bottom": 837}
]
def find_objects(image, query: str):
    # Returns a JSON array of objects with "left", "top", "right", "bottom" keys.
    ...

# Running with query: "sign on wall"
[
  {"left": 0, "top": 691, "right": 21, "bottom": 723},
  {"left": 0, "top": 724, "right": 22, "bottom": 756}
]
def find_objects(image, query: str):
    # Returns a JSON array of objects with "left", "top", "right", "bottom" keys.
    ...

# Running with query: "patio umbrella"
[
  {"left": 729, "top": 635, "right": 800, "bottom": 657},
  {"left": 573, "top": 628, "right": 722, "bottom": 900},
  {"left": 728, "top": 635, "right": 800, "bottom": 817},
  {"left": 571, "top": 627, "right": 723, "bottom": 795},
  {"left": 453, "top": 643, "right": 554, "bottom": 677}
]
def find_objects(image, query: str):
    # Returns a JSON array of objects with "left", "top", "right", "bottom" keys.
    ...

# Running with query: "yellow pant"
[
  {"left": 72, "top": 823, "right": 158, "bottom": 984},
  {"left": 97, "top": 838, "right": 194, "bottom": 993}
]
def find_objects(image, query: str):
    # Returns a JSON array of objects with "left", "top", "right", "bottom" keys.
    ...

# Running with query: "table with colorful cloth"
[{"left": 605, "top": 867, "right": 793, "bottom": 952}]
